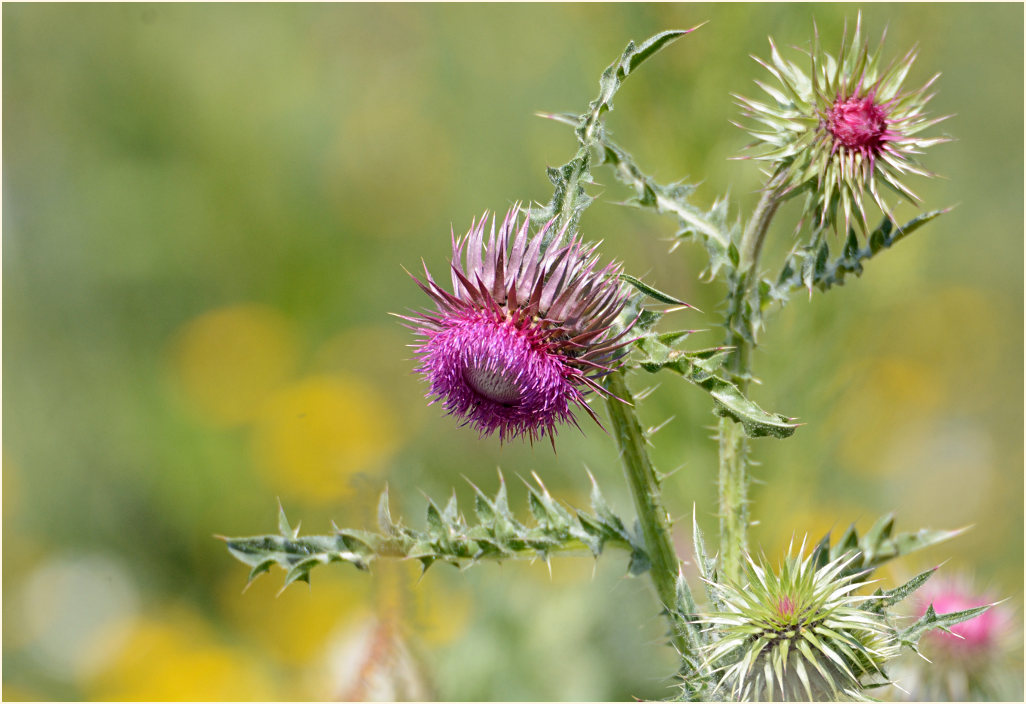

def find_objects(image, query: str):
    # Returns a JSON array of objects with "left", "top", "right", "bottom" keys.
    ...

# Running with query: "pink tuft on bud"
[
  {"left": 776, "top": 595, "right": 797, "bottom": 618},
  {"left": 825, "top": 95, "right": 889, "bottom": 156}
]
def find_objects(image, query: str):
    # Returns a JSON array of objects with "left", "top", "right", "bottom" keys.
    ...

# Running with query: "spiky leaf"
[
  {"left": 898, "top": 602, "right": 996, "bottom": 652},
  {"left": 634, "top": 339, "right": 798, "bottom": 439},
  {"left": 222, "top": 473, "right": 649, "bottom": 589}
]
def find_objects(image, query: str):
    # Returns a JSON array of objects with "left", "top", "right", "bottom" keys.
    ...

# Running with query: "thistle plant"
[{"left": 222, "top": 16, "right": 1007, "bottom": 701}]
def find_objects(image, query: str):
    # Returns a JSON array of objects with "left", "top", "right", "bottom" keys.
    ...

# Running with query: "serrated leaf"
[
  {"left": 377, "top": 486, "right": 395, "bottom": 535},
  {"left": 828, "top": 523, "right": 860, "bottom": 562},
  {"left": 599, "top": 138, "right": 737, "bottom": 281},
  {"left": 530, "top": 150, "right": 594, "bottom": 242},
  {"left": 861, "top": 513, "right": 896, "bottom": 563},
  {"left": 636, "top": 343, "right": 798, "bottom": 438},
  {"left": 527, "top": 487, "right": 548, "bottom": 525},
  {"left": 890, "top": 526, "right": 968, "bottom": 560},
  {"left": 471, "top": 485, "right": 495, "bottom": 524},
  {"left": 818, "top": 517, "right": 967, "bottom": 579},
  {"left": 246, "top": 559, "right": 275, "bottom": 586},
  {"left": 442, "top": 491, "right": 460, "bottom": 525},
  {"left": 871, "top": 566, "right": 938, "bottom": 612},
  {"left": 809, "top": 531, "right": 833, "bottom": 571},
  {"left": 899, "top": 602, "right": 995, "bottom": 650},
  {"left": 578, "top": 29, "right": 698, "bottom": 144},
  {"left": 277, "top": 501, "right": 297, "bottom": 539},
  {"left": 225, "top": 473, "right": 646, "bottom": 587},
  {"left": 692, "top": 507, "right": 726, "bottom": 615},
  {"left": 425, "top": 500, "right": 444, "bottom": 534},
  {"left": 628, "top": 546, "right": 653, "bottom": 576},
  {"left": 284, "top": 560, "right": 315, "bottom": 588},
  {"left": 775, "top": 209, "right": 951, "bottom": 296}
]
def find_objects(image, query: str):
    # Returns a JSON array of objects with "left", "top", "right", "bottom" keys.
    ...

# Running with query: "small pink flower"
[
  {"left": 918, "top": 578, "right": 1009, "bottom": 658},
  {"left": 402, "top": 206, "right": 632, "bottom": 444}
]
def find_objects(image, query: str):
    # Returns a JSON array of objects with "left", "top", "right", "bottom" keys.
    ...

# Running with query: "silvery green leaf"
[
  {"left": 377, "top": 485, "right": 396, "bottom": 535},
  {"left": 817, "top": 517, "right": 967, "bottom": 578},
  {"left": 775, "top": 209, "right": 951, "bottom": 295},
  {"left": 599, "top": 138, "right": 738, "bottom": 281},
  {"left": 635, "top": 341, "right": 798, "bottom": 438},
  {"left": 619, "top": 273, "right": 691, "bottom": 306},
  {"left": 898, "top": 602, "right": 995, "bottom": 651},
  {"left": 692, "top": 507, "right": 725, "bottom": 615},
  {"left": 578, "top": 28, "right": 699, "bottom": 145},
  {"left": 869, "top": 566, "right": 939, "bottom": 612},
  {"left": 531, "top": 149, "right": 595, "bottom": 241},
  {"left": 223, "top": 474, "right": 649, "bottom": 589}
]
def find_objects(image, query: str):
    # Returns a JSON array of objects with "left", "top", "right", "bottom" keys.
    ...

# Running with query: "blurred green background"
[{"left": 3, "top": 3, "right": 1022, "bottom": 701}]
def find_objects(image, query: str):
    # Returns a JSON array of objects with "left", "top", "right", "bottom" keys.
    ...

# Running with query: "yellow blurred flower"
[
  {"left": 410, "top": 574, "right": 474, "bottom": 646},
  {"left": 170, "top": 304, "right": 300, "bottom": 427},
  {"left": 1, "top": 683, "right": 48, "bottom": 702},
  {"left": 832, "top": 356, "right": 943, "bottom": 475},
  {"left": 218, "top": 565, "right": 372, "bottom": 667},
  {"left": 250, "top": 374, "right": 397, "bottom": 503},
  {"left": 87, "top": 606, "right": 277, "bottom": 701}
]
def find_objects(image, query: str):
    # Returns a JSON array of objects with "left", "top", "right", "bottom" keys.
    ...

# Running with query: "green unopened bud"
[
  {"left": 699, "top": 543, "right": 897, "bottom": 701},
  {"left": 735, "top": 13, "right": 949, "bottom": 236}
]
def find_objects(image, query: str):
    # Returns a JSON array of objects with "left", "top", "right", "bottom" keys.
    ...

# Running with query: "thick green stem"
[
  {"left": 716, "top": 416, "right": 748, "bottom": 583},
  {"left": 739, "top": 181, "right": 784, "bottom": 274},
  {"left": 718, "top": 182, "right": 783, "bottom": 583},
  {"left": 604, "top": 370, "right": 693, "bottom": 659}
]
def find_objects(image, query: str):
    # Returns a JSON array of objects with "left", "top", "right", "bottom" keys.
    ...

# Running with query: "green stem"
[
  {"left": 604, "top": 370, "right": 694, "bottom": 660},
  {"left": 739, "top": 178, "right": 784, "bottom": 274},
  {"left": 718, "top": 181, "right": 784, "bottom": 583},
  {"left": 716, "top": 416, "right": 748, "bottom": 584}
]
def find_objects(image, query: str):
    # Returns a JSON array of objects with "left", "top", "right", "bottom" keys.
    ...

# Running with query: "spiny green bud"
[
  {"left": 735, "top": 13, "right": 949, "bottom": 236},
  {"left": 699, "top": 544, "right": 897, "bottom": 701}
]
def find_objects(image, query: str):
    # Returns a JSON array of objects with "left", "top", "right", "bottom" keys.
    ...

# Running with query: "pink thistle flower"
[
  {"left": 917, "top": 577, "right": 1010, "bottom": 659},
  {"left": 897, "top": 575, "right": 1019, "bottom": 701},
  {"left": 402, "top": 206, "right": 632, "bottom": 445}
]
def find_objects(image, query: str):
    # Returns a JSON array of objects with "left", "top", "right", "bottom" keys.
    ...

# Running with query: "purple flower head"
[{"left": 403, "top": 206, "right": 632, "bottom": 445}]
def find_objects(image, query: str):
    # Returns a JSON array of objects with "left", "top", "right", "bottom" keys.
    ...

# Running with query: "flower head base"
[
  {"left": 736, "top": 14, "right": 948, "bottom": 235},
  {"left": 403, "top": 206, "right": 631, "bottom": 444},
  {"left": 700, "top": 545, "right": 897, "bottom": 701}
]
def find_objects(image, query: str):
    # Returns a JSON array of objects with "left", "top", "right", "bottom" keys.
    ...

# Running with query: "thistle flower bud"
[
  {"left": 736, "top": 14, "right": 949, "bottom": 235},
  {"left": 700, "top": 546, "right": 897, "bottom": 701},
  {"left": 402, "top": 206, "right": 632, "bottom": 445}
]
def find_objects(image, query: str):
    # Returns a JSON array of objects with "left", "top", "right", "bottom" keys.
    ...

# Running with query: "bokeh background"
[{"left": 3, "top": 3, "right": 1022, "bottom": 701}]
